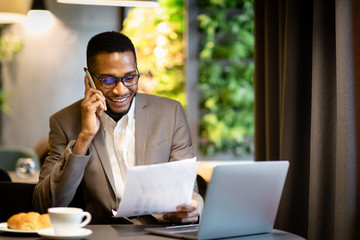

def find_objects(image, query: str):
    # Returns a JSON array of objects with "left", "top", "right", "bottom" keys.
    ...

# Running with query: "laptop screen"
[{"left": 146, "top": 161, "right": 289, "bottom": 240}]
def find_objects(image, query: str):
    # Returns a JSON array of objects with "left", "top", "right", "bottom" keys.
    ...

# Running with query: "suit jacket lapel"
[
  {"left": 92, "top": 124, "right": 117, "bottom": 196},
  {"left": 135, "top": 94, "right": 148, "bottom": 166}
]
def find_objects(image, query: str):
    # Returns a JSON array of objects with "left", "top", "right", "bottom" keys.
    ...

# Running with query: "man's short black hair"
[{"left": 86, "top": 31, "right": 137, "bottom": 68}]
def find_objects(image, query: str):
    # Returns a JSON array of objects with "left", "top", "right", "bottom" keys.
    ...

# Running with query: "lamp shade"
[
  {"left": 0, "top": 0, "right": 32, "bottom": 24},
  {"left": 57, "top": 0, "right": 159, "bottom": 7},
  {"left": 31, "top": 0, "right": 46, "bottom": 10}
]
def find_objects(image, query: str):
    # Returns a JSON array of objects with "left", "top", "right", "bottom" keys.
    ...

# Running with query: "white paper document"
[{"left": 112, "top": 157, "right": 199, "bottom": 217}]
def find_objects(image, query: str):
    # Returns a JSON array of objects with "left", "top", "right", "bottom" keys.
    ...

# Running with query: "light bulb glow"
[{"left": 25, "top": 10, "right": 54, "bottom": 33}]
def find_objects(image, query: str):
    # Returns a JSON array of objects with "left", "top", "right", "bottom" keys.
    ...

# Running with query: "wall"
[{"left": 1, "top": 0, "right": 120, "bottom": 148}]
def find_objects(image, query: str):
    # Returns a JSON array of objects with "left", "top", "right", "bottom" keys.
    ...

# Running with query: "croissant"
[{"left": 7, "top": 212, "right": 51, "bottom": 230}]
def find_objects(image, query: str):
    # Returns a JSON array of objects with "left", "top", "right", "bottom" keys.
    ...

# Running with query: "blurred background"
[
  {"left": 3, "top": 1, "right": 360, "bottom": 239},
  {"left": 0, "top": 0, "right": 254, "bottom": 161}
]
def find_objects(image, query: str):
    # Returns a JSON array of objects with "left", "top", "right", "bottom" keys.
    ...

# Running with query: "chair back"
[
  {"left": 0, "top": 181, "right": 85, "bottom": 223},
  {"left": 0, "top": 182, "right": 35, "bottom": 222},
  {"left": 0, "top": 168, "right": 11, "bottom": 181},
  {"left": 0, "top": 146, "right": 40, "bottom": 171}
]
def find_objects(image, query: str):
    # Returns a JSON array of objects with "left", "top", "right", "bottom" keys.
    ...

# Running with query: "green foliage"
[
  {"left": 0, "top": 33, "right": 22, "bottom": 115},
  {"left": 0, "top": 34, "right": 23, "bottom": 61},
  {"left": 0, "top": 90, "right": 12, "bottom": 115},
  {"left": 122, "top": 0, "right": 186, "bottom": 106},
  {"left": 198, "top": 0, "right": 254, "bottom": 156}
]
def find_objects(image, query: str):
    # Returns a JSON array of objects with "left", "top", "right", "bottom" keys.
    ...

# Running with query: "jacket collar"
[{"left": 134, "top": 93, "right": 148, "bottom": 166}]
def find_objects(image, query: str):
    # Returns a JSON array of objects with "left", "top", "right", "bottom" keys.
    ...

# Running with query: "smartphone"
[
  {"left": 84, "top": 68, "right": 103, "bottom": 118},
  {"left": 84, "top": 68, "right": 96, "bottom": 89}
]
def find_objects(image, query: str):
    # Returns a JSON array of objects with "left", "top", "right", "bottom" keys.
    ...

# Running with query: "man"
[{"left": 33, "top": 31, "right": 203, "bottom": 224}]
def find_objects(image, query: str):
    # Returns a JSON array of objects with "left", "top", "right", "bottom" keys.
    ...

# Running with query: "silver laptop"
[{"left": 145, "top": 161, "right": 289, "bottom": 240}]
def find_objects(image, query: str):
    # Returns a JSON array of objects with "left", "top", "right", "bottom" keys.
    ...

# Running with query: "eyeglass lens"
[{"left": 100, "top": 75, "right": 139, "bottom": 88}]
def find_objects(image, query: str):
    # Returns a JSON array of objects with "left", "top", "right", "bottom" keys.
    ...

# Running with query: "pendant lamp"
[
  {"left": 57, "top": 0, "right": 159, "bottom": 7},
  {"left": 31, "top": 0, "right": 47, "bottom": 10},
  {"left": 26, "top": 0, "right": 53, "bottom": 33}
]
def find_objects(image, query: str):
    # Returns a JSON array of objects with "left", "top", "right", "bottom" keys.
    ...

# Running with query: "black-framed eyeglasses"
[{"left": 87, "top": 68, "right": 140, "bottom": 88}]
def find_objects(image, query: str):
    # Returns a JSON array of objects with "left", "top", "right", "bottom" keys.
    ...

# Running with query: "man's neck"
[{"left": 106, "top": 94, "right": 136, "bottom": 122}]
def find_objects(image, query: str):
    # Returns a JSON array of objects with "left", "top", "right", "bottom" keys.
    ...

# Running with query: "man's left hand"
[{"left": 162, "top": 200, "right": 200, "bottom": 224}]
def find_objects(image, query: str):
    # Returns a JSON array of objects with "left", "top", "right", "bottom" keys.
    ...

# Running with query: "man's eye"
[
  {"left": 101, "top": 77, "right": 116, "bottom": 83},
  {"left": 123, "top": 76, "right": 136, "bottom": 82}
]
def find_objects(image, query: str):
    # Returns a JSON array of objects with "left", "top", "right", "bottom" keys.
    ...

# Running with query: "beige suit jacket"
[{"left": 33, "top": 93, "right": 201, "bottom": 224}]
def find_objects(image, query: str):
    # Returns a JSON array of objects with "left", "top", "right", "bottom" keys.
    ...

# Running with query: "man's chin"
[
  {"left": 105, "top": 107, "right": 128, "bottom": 119},
  {"left": 105, "top": 96, "right": 135, "bottom": 121}
]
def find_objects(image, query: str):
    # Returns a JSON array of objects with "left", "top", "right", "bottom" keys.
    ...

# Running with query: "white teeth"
[
  {"left": 109, "top": 97, "right": 128, "bottom": 103},
  {"left": 111, "top": 97, "right": 127, "bottom": 103}
]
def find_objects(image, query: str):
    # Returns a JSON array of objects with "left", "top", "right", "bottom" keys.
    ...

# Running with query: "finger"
[
  {"left": 97, "top": 100, "right": 107, "bottom": 116},
  {"left": 82, "top": 94, "right": 106, "bottom": 115},
  {"left": 84, "top": 75, "right": 91, "bottom": 92},
  {"left": 84, "top": 78, "right": 94, "bottom": 100},
  {"left": 175, "top": 210, "right": 200, "bottom": 219},
  {"left": 84, "top": 76, "right": 105, "bottom": 101},
  {"left": 163, "top": 208, "right": 200, "bottom": 221},
  {"left": 163, "top": 213, "right": 199, "bottom": 224},
  {"left": 179, "top": 216, "right": 198, "bottom": 224},
  {"left": 89, "top": 96, "right": 106, "bottom": 113},
  {"left": 82, "top": 99, "right": 100, "bottom": 114},
  {"left": 86, "top": 89, "right": 106, "bottom": 104},
  {"left": 176, "top": 204, "right": 196, "bottom": 212}
]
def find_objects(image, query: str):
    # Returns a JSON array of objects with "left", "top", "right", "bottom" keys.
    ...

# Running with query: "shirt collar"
[{"left": 100, "top": 96, "right": 136, "bottom": 129}]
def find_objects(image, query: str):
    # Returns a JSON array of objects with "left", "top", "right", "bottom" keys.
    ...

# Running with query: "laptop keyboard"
[
  {"left": 166, "top": 224, "right": 199, "bottom": 234},
  {"left": 174, "top": 230, "right": 198, "bottom": 237}
]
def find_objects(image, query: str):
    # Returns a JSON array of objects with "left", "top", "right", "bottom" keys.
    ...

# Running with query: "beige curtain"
[{"left": 254, "top": 0, "right": 360, "bottom": 239}]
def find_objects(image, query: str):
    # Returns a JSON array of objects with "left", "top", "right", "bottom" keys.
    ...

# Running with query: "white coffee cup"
[{"left": 48, "top": 207, "right": 91, "bottom": 236}]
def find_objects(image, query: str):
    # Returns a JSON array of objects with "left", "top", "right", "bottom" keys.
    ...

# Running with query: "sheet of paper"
[{"left": 112, "top": 157, "right": 199, "bottom": 217}]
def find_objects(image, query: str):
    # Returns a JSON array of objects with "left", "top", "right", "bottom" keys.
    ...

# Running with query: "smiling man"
[{"left": 33, "top": 31, "right": 203, "bottom": 224}]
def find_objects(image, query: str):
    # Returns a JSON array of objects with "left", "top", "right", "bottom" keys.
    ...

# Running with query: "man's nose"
[{"left": 112, "top": 81, "right": 127, "bottom": 94}]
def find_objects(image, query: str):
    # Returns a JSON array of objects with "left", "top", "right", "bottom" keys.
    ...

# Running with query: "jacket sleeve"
[
  {"left": 32, "top": 115, "right": 90, "bottom": 213},
  {"left": 169, "top": 101, "right": 194, "bottom": 161},
  {"left": 172, "top": 101, "right": 204, "bottom": 213}
]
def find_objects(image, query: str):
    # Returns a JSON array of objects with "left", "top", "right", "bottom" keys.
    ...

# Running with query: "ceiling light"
[
  {"left": 26, "top": 0, "right": 54, "bottom": 33},
  {"left": 57, "top": 0, "right": 159, "bottom": 7}
]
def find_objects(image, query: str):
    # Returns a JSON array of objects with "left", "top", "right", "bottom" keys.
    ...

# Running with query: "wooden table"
[
  {"left": 7, "top": 160, "right": 248, "bottom": 184},
  {"left": 0, "top": 225, "right": 305, "bottom": 239},
  {"left": 7, "top": 171, "right": 39, "bottom": 184}
]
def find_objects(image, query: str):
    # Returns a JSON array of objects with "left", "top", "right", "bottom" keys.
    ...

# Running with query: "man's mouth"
[
  {"left": 110, "top": 97, "right": 127, "bottom": 103},
  {"left": 108, "top": 94, "right": 131, "bottom": 103}
]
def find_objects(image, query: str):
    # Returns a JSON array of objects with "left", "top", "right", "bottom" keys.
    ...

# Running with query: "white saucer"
[
  {"left": 37, "top": 228, "right": 92, "bottom": 239},
  {"left": 0, "top": 222, "right": 38, "bottom": 234}
]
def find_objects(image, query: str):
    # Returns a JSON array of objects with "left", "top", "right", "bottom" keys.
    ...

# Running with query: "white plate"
[
  {"left": 0, "top": 222, "right": 38, "bottom": 234},
  {"left": 38, "top": 228, "right": 92, "bottom": 239}
]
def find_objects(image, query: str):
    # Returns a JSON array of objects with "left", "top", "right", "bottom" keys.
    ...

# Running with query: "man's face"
[{"left": 91, "top": 51, "right": 138, "bottom": 121}]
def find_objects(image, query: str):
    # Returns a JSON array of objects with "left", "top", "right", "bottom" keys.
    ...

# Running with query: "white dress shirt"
[{"left": 100, "top": 98, "right": 136, "bottom": 204}]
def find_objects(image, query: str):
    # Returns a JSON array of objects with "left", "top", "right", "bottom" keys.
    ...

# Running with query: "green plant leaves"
[
  {"left": 0, "top": 34, "right": 23, "bottom": 62},
  {"left": 198, "top": 0, "right": 254, "bottom": 157},
  {"left": 122, "top": 0, "right": 186, "bottom": 107},
  {"left": 0, "top": 90, "right": 12, "bottom": 115},
  {"left": 0, "top": 33, "right": 22, "bottom": 115},
  {"left": 122, "top": 0, "right": 254, "bottom": 157}
]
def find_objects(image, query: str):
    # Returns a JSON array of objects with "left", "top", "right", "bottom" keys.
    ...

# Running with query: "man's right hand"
[{"left": 72, "top": 76, "right": 107, "bottom": 155}]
